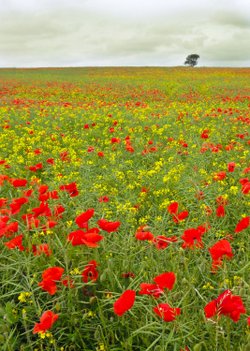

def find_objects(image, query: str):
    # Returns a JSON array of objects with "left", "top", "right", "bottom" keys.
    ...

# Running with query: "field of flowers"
[{"left": 0, "top": 67, "right": 249, "bottom": 351}]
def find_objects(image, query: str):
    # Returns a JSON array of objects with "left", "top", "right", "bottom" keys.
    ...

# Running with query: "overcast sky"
[{"left": 0, "top": 0, "right": 250, "bottom": 67}]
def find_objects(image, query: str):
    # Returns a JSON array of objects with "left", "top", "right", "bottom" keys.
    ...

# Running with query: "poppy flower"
[
  {"left": 213, "top": 172, "right": 226, "bottom": 181},
  {"left": 4, "top": 234, "right": 24, "bottom": 251},
  {"left": 82, "top": 260, "right": 98, "bottom": 283},
  {"left": 33, "top": 310, "right": 58, "bottom": 334},
  {"left": 181, "top": 227, "right": 205, "bottom": 249},
  {"left": 29, "top": 163, "right": 43, "bottom": 172},
  {"left": 38, "top": 267, "right": 64, "bottom": 295},
  {"left": 97, "top": 219, "right": 120, "bottom": 233},
  {"left": 209, "top": 239, "right": 233, "bottom": 271},
  {"left": 153, "top": 303, "right": 181, "bottom": 322},
  {"left": 11, "top": 178, "right": 28, "bottom": 187},
  {"left": 32, "top": 202, "right": 52, "bottom": 217},
  {"left": 216, "top": 205, "right": 225, "bottom": 217},
  {"left": 153, "top": 235, "right": 177, "bottom": 250},
  {"left": 235, "top": 216, "right": 249, "bottom": 233},
  {"left": 75, "top": 209, "right": 95, "bottom": 228},
  {"left": 153, "top": 272, "right": 176, "bottom": 290},
  {"left": 113, "top": 290, "right": 136, "bottom": 316},
  {"left": 32, "top": 243, "right": 52, "bottom": 257},
  {"left": 167, "top": 202, "right": 179, "bottom": 215},
  {"left": 135, "top": 231, "right": 154, "bottom": 241},
  {"left": 98, "top": 196, "right": 109, "bottom": 202},
  {"left": 227, "top": 162, "right": 236, "bottom": 172},
  {"left": 201, "top": 129, "right": 209, "bottom": 139},
  {"left": 0, "top": 221, "right": 19, "bottom": 238},
  {"left": 59, "top": 182, "right": 79, "bottom": 197},
  {"left": 10, "top": 197, "right": 28, "bottom": 215},
  {"left": 139, "top": 283, "right": 163, "bottom": 298},
  {"left": 67, "top": 228, "right": 103, "bottom": 247},
  {"left": 173, "top": 210, "right": 189, "bottom": 223},
  {"left": 204, "top": 290, "right": 246, "bottom": 322}
]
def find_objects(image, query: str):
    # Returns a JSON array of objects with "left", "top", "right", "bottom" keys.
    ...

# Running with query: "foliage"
[{"left": 184, "top": 54, "right": 200, "bottom": 67}]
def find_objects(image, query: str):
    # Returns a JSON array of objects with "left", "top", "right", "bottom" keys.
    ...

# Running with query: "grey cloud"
[{"left": 0, "top": 0, "right": 249, "bottom": 67}]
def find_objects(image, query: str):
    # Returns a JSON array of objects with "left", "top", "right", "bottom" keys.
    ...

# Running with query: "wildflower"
[
  {"left": 32, "top": 243, "right": 52, "bottom": 257},
  {"left": 209, "top": 239, "right": 233, "bottom": 272},
  {"left": 153, "top": 272, "right": 176, "bottom": 290},
  {"left": 216, "top": 205, "right": 225, "bottom": 217},
  {"left": 38, "top": 267, "right": 64, "bottom": 295},
  {"left": 10, "top": 178, "right": 28, "bottom": 187},
  {"left": 75, "top": 209, "right": 95, "bottom": 228},
  {"left": 113, "top": 290, "right": 136, "bottom": 316},
  {"left": 33, "top": 310, "right": 58, "bottom": 334},
  {"left": 59, "top": 182, "right": 79, "bottom": 197},
  {"left": 204, "top": 290, "right": 246, "bottom": 322},
  {"left": 82, "top": 260, "right": 98, "bottom": 283},
  {"left": 135, "top": 231, "right": 154, "bottom": 241},
  {"left": 153, "top": 303, "right": 181, "bottom": 322},
  {"left": 139, "top": 283, "right": 163, "bottom": 298},
  {"left": 4, "top": 234, "right": 24, "bottom": 251},
  {"left": 153, "top": 235, "right": 177, "bottom": 250},
  {"left": 227, "top": 162, "right": 236, "bottom": 172},
  {"left": 97, "top": 219, "right": 121, "bottom": 233},
  {"left": 181, "top": 225, "right": 206, "bottom": 249},
  {"left": 235, "top": 216, "right": 249, "bottom": 233},
  {"left": 67, "top": 228, "right": 103, "bottom": 247}
]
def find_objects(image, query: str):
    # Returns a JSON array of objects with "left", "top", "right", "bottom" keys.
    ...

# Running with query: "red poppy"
[
  {"left": 213, "top": 171, "right": 226, "bottom": 181},
  {"left": 4, "top": 234, "right": 24, "bottom": 251},
  {"left": 181, "top": 227, "right": 205, "bottom": 249},
  {"left": 82, "top": 260, "right": 98, "bottom": 283},
  {"left": 53, "top": 204, "right": 65, "bottom": 218},
  {"left": 33, "top": 310, "right": 58, "bottom": 334},
  {"left": 11, "top": 178, "right": 28, "bottom": 187},
  {"left": 22, "top": 214, "right": 40, "bottom": 230},
  {"left": 209, "top": 239, "right": 233, "bottom": 271},
  {"left": 97, "top": 219, "right": 121, "bottom": 233},
  {"left": 98, "top": 196, "right": 109, "bottom": 202},
  {"left": 32, "top": 243, "right": 52, "bottom": 257},
  {"left": 153, "top": 235, "right": 177, "bottom": 250},
  {"left": 75, "top": 209, "right": 95, "bottom": 228},
  {"left": 59, "top": 182, "right": 79, "bottom": 197},
  {"left": 173, "top": 210, "right": 189, "bottom": 223},
  {"left": 29, "top": 163, "right": 43, "bottom": 172},
  {"left": 113, "top": 290, "right": 136, "bottom": 316},
  {"left": 153, "top": 272, "right": 176, "bottom": 290},
  {"left": 32, "top": 202, "right": 52, "bottom": 217},
  {"left": 0, "top": 221, "right": 19, "bottom": 238},
  {"left": 153, "top": 303, "right": 181, "bottom": 322},
  {"left": 239, "top": 178, "right": 250, "bottom": 195},
  {"left": 38, "top": 267, "right": 64, "bottom": 295},
  {"left": 67, "top": 228, "right": 103, "bottom": 247},
  {"left": 227, "top": 162, "right": 236, "bottom": 172},
  {"left": 235, "top": 216, "right": 249, "bottom": 233},
  {"left": 167, "top": 202, "right": 178, "bottom": 214},
  {"left": 135, "top": 231, "right": 154, "bottom": 241},
  {"left": 216, "top": 205, "right": 225, "bottom": 217},
  {"left": 46, "top": 158, "right": 55, "bottom": 165},
  {"left": 10, "top": 197, "right": 28, "bottom": 215},
  {"left": 201, "top": 129, "right": 209, "bottom": 139},
  {"left": 139, "top": 283, "right": 163, "bottom": 298},
  {"left": 204, "top": 290, "right": 246, "bottom": 322}
]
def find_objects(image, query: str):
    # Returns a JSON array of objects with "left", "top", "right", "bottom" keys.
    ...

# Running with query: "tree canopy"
[{"left": 184, "top": 54, "right": 200, "bottom": 67}]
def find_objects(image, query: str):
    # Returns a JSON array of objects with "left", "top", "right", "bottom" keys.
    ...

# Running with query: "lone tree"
[{"left": 184, "top": 54, "right": 200, "bottom": 67}]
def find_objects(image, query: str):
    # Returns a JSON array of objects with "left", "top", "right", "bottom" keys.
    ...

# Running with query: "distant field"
[{"left": 0, "top": 67, "right": 249, "bottom": 351}]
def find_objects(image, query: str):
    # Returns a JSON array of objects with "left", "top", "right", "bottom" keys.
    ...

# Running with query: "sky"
[{"left": 0, "top": 0, "right": 250, "bottom": 67}]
